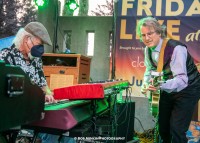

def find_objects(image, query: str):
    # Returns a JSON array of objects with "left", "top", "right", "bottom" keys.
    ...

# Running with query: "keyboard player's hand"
[
  {"left": 45, "top": 94, "right": 57, "bottom": 103},
  {"left": 42, "top": 86, "right": 57, "bottom": 103}
]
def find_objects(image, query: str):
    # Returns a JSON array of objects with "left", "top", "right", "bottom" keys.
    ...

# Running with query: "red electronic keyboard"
[
  {"left": 23, "top": 98, "right": 110, "bottom": 135},
  {"left": 53, "top": 80, "right": 129, "bottom": 100},
  {"left": 23, "top": 80, "right": 129, "bottom": 139}
]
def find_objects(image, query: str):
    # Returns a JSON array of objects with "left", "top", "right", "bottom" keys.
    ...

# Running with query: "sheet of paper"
[{"left": 50, "top": 74, "right": 74, "bottom": 90}]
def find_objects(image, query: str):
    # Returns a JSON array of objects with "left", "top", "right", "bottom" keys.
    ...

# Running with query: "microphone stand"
[
  {"left": 53, "top": 0, "right": 59, "bottom": 53},
  {"left": 111, "top": 0, "right": 118, "bottom": 79}
]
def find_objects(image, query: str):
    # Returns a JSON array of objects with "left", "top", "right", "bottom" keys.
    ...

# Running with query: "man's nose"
[{"left": 144, "top": 34, "right": 150, "bottom": 40}]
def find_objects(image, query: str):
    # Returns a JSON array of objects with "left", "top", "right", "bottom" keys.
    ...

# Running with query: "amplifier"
[
  {"left": 93, "top": 101, "right": 135, "bottom": 143},
  {"left": 116, "top": 101, "right": 135, "bottom": 143}
]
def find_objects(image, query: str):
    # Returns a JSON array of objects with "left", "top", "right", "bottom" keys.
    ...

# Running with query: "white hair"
[{"left": 13, "top": 28, "right": 33, "bottom": 49}]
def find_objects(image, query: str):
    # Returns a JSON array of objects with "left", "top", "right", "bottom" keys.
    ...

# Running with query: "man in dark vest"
[{"left": 137, "top": 16, "right": 200, "bottom": 143}]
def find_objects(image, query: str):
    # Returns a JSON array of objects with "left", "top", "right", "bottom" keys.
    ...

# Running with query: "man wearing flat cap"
[{"left": 0, "top": 21, "right": 55, "bottom": 103}]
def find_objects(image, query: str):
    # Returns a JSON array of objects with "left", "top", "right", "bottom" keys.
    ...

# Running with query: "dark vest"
[{"left": 148, "top": 39, "right": 200, "bottom": 86}]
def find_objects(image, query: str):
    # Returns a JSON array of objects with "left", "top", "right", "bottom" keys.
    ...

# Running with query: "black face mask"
[{"left": 30, "top": 45, "right": 44, "bottom": 57}]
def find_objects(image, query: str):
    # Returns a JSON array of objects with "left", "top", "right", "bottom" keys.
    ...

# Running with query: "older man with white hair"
[
  {"left": 0, "top": 22, "right": 55, "bottom": 103},
  {"left": 0, "top": 22, "right": 76, "bottom": 143}
]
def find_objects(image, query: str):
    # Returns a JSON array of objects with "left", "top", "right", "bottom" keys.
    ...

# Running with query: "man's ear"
[{"left": 20, "top": 36, "right": 29, "bottom": 52}]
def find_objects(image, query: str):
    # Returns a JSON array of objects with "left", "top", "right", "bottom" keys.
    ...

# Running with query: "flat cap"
[{"left": 24, "top": 22, "right": 52, "bottom": 46}]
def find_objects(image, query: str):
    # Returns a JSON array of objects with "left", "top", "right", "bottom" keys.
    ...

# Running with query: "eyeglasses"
[
  {"left": 141, "top": 31, "right": 155, "bottom": 39},
  {"left": 29, "top": 37, "right": 43, "bottom": 45}
]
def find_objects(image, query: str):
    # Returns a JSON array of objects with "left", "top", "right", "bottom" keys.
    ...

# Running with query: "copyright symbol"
[{"left": 74, "top": 137, "right": 77, "bottom": 140}]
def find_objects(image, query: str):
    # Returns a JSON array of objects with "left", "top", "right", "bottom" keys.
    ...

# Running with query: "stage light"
[
  {"left": 65, "top": 0, "right": 79, "bottom": 12},
  {"left": 34, "top": 0, "right": 48, "bottom": 7}
]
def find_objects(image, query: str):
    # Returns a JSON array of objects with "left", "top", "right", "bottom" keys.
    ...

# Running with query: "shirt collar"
[
  {"left": 11, "top": 44, "right": 32, "bottom": 62},
  {"left": 154, "top": 39, "right": 163, "bottom": 52},
  {"left": 11, "top": 44, "right": 25, "bottom": 58}
]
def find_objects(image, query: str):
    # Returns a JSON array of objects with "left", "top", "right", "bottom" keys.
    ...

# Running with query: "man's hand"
[
  {"left": 45, "top": 94, "right": 56, "bottom": 103},
  {"left": 141, "top": 80, "right": 160, "bottom": 95},
  {"left": 148, "top": 78, "right": 160, "bottom": 91},
  {"left": 141, "top": 83, "right": 148, "bottom": 95},
  {"left": 148, "top": 84, "right": 159, "bottom": 91},
  {"left": 42, "top": 86, "right": 57, "bottom": 103}
]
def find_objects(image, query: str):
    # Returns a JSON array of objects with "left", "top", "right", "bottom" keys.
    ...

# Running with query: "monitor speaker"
[{"left": 116, "top": 101, "right": 135, "bottom": 143}]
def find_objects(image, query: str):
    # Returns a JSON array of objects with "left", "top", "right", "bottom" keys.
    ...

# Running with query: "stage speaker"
[{"left": 116, "top": 101, "right": 135, "bottom": 143}]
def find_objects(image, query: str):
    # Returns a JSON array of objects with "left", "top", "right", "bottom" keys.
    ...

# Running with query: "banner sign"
[{"left": 115, "top": 0, "right": 200, "bottom": 96}]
